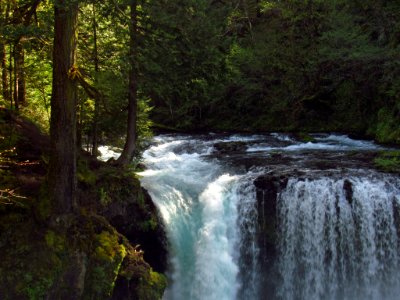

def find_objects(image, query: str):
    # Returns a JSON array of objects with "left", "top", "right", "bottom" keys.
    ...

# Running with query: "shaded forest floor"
[{"left": 0, "top": 108, "right": 48, "bottom": 207}]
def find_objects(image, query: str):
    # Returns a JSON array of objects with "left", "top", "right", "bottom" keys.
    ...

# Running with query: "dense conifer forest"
[
  {"left": 1, "top": 1, "right": 400, "bottom": 144},
  {"left": 0, "top": 1, "right": 399, "bottom": 299}
]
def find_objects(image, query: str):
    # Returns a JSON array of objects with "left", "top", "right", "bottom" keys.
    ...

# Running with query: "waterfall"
[
  {"left": 235, "top": 177, "right": 260, "bottom": 300},
  {"left": 277, "top": 176, "right": 400, "bottom": 300},
  {"left": 139, "top": 136, "right": 248, "bottom": 300},
  {"left": 137, "top": 134, "right": 400, "bottom": 300}
]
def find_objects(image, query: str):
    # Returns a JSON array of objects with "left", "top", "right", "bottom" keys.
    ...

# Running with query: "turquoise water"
[{"left": 136, "top": 134, "right": 400, "bottom": 300}]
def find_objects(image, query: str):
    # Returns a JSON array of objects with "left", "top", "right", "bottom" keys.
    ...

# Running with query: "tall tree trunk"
[
  {"left": 13, "top": 46, "right": 18, "bottom": 110},
  {"left": 91, "top": 3, "right": 99, "bottom": 156},
  {"left": 48, "top": 0, "right": 79, "bottom": 215},
  {"left": 0, "top": 0, "right": 9, "bottom": 102},
  {"left": 15, "top": 43, "right": 26, "bottom": 106},
  {"left": 76, "top": 100, "right": 82, "bottom": 149},
  {"left": 8, "top": 44, "right": 13, "bottom": 109},
  {"left": 0, "top": 43, "right": 8, "bottom": 102},
  {"left": 116, "top": 0, "right": 138, "bottom": 166}
]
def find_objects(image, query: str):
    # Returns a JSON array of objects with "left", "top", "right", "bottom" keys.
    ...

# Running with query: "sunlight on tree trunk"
[
  {"left": 116, "top": 0, "right": 138, "bottom": 166},
  {"left": 91, "top": 3, "right": 100, "bottom": 157},
  {"left": 48, "top": 0, "right": 79, "bottom": 214}
]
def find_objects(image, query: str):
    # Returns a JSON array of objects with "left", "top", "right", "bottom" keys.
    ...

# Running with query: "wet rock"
[
  {"left": 78, "top": 167, "right": 168, "bottom": 274},
  {"left": 253, "top": 174, "right": 289, "bottom": 256},
  {"left": 213, "top": 141, "right": 247, "bottom": 153},
  {"left": 100, "top": 187, "right": 168, "bottom": 273},
  {"left": 112, "top": 251, "right": 167, "bottom": 300},
  {"left": 254, "top": 174, "right": 289, "bottom": 191},
  {"left": 253, "top": 174, "right": 289, "bottom": 298},
  {"left": 393, "top": 200, "right": 400, "bottom": 239},
  {"left": 343, "top": 179, "right": 353, "bottom": 205}
]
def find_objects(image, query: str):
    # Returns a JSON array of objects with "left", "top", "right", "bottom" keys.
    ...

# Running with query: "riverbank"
[{"left": 0, "top": 109, "right": 167, "bottom": 299}]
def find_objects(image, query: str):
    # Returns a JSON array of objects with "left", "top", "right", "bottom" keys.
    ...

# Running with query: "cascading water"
[
  {"left": 135, "top": 133, "right": 400, "bottom": 300},
  {"left": 139, "top": 136, "right": 241, "bottom": 300},
  {"left": 277, "top": 176, "right": 400, "bottom": 300}
]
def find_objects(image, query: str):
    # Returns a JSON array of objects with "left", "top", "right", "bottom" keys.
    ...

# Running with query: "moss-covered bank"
[
  {"left": 0, "top": 109, "right": 167, "bottom": 299},
  {"left": 0, "top": 212, "right": 166, "bottom": 300}
]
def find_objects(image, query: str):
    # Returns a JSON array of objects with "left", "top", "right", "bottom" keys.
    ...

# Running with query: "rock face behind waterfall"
[{"left": 253, "top": 174, "right": 288, "bottom": 298}]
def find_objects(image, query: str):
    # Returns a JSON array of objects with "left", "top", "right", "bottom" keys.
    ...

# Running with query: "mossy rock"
[
  {"left": 78, "top": 164, "right": 168, "bottom": 273},
  {"left": 294, "top": 132, "right": 315, "bottom": 143},
  {"left": 0, "top": 211, "right": 167, "bottom": 300},
  {"left": 112, "top": 248, "right": 167, "bottom": 300},
  {"left": 82, "top": 228, "right": 127, "bottom": 299},
  {"left": 137, "top": 270, "right": 167, "bottom": 300},
  {"left": 0, "top": 214, "right": 63, "bottom": 300}
]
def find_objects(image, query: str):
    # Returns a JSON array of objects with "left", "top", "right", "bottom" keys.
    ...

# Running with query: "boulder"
[{"left": 213, "top": 141, "right": 247, "bottom": 153}]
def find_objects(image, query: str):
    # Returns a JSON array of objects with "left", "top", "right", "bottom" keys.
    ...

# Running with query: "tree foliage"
[{"left": 1, "top": 0, "right": 400, "bottom": 157}]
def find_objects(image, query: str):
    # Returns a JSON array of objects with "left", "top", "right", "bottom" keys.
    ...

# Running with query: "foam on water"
[
  {"left": 247, "top": 133, "right": 384, "bottom": 152},
  {"left": 139, "top": 136, "right": 243, "bottom": 300},
  {"left": 277, "top": 176, "right": 400, "bottom": 300},
  {"left": 137, "top": 133, "right": 399, "bottom": 300},
  {"left": 97, "top": 145, "right": 121, "bottom": 161}
]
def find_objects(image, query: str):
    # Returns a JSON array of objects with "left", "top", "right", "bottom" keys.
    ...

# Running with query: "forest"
[
  {"left": 0, "top": 0, "right": 400, "bottom": 299},
  {"left": 1, "top": 0, "right": 400, "bottom": 145}
]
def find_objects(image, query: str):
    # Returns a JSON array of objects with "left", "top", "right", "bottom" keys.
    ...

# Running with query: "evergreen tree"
[
  {"left": 116, "top": 0, "right": 138, "bottom": 166},
  {"left": 48, "top": 0, "right": 79, "bottom": 214}
]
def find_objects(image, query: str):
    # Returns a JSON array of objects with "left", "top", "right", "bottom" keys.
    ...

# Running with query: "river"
[{"left": 133, "top": 133, "right": 400, "bottom": 300}]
